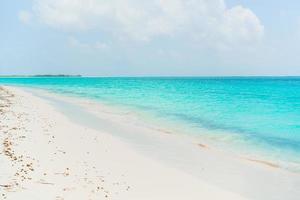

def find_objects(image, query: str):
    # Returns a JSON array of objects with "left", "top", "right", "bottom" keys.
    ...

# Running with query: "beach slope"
[{"left": 0, "top": 86, "right": 248, "bottom": 199}]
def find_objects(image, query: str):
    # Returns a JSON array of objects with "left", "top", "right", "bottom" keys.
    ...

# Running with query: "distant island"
[{"left": 33, "top": 74, "right": 82, "bottom": 77}]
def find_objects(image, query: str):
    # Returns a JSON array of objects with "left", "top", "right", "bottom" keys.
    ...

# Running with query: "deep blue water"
[{"left": 1, "top": 77, "right": 300, "bottom": 170}]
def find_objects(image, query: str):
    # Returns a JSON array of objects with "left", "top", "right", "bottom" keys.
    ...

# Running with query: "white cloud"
[
  {"left": 95, "top": 42, "right": 109, "bottom": 50},
  {"left": 68, "top": 36, "right": 109, "bottom": 50},
  {"left": 19, "top": 10, "right": 32, "bottom": 24},
  {"left": 31, "top": 0, "right": 264, "bottom": 48},
  {"left": 68, "top": 37, "right": 88, "bottom": 48}
]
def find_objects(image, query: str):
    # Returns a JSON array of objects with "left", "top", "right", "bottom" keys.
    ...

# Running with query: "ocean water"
[{"left": 1, "top": 77, "right": 300, "bottom": 171}]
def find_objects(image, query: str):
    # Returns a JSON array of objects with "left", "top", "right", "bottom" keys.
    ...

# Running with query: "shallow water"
[{"left": 1, "top": 77, "right": 300, "bottom": 171}]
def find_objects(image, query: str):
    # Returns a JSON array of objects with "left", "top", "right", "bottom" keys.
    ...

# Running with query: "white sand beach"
[{"left": 1, "top": 86, "right": 300, "bottom": 200}]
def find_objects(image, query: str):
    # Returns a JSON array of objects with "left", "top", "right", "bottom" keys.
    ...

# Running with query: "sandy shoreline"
[
  {"left": 1, "top": 86, "right": 300, "bottom": 200},
  {"left": 0, "top": 86, "right": 251, "bottom": 199}
]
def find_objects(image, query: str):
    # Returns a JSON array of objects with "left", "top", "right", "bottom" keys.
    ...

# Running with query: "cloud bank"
[
  {"left": 68, "top": 36, "right": 109, "bottom": 50},
  {"left": 29, "top": 0, "right": 264, "bottom": 48}
]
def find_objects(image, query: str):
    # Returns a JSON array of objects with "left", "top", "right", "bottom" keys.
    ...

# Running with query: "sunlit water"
[{"left": 1, "top": 77, "right": 300, "bottom": 171}]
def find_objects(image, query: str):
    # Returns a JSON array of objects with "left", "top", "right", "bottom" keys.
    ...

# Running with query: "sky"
[{"left": 1, "top": 0, "right": 300, "bottom": 76}]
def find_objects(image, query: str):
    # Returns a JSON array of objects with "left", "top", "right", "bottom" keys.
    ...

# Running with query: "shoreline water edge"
[
  {"left": 0, "top": 86, "right": 300, "bottom": 199},
  {"left": 1, "top": 77, "right": 300, "bottom": 172}
]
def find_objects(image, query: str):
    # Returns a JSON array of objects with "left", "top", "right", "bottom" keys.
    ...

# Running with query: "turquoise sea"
[{"left": 1, "top": 77, "right": 300, "bottom": 171}]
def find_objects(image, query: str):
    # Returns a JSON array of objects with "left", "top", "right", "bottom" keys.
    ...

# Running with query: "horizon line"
[{"left": 1, "top": 75, "right": 300, "bottom": 78}]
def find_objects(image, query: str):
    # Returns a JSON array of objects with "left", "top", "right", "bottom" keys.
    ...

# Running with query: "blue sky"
[{"left": 1, "top": 0, "right": 300, "bottom": 76}]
